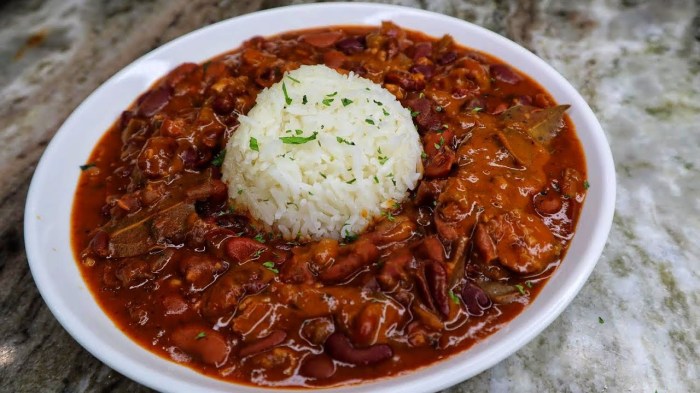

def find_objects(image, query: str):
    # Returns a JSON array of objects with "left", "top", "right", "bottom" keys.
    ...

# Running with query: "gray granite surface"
[{"left": 1, "top": 0, "right": 698, "bottom": 392}]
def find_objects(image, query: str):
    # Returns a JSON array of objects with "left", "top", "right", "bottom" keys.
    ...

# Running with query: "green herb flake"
[
  {"left": 249, "top": 137, "right": 259, "bottom": 152},
  {"left": 382, "top": 210, "right": 396, "bottom": 222},
  {"left": 320, "top": 173, "right": 327, "bottom": 179},
  {"left": 280, "top": 131, "right": 318, "bottom": 145},
  {"left": 378, "top": 155, "right": 389, "bottom": 165},
  {"left": 343, "top": 231, "right": 358, "bottom": 243},
  {"left": 382, "top": 108, "right": 390, "bottom": 116},
  {"left": 302, "top": 95, "right": 308, "bottom": 105},
  {"left": 434, "top": 143, "right": 441, "bottom": 150},
  {"left": 410, "top": 110, "right": 420, "bottom": 118},
  {"left": 373, "top": 175, "right": 379, "bottom": 184},
  {"left": 326, "top": 91, "right": 338, "bottom": 97},
  {"left": 254, "top": 233, "right": 266, "bottom": 243},
  {"left": 448, "top": 290, "right": 460, "bottom": 304},
  {"left": 515, "top": 284, "right": 526, "bottom": 295},
  {"left": 211, "top": 149, "right": 226, "bottom": 166},
  {"left": 341, "top": 98, "right": 353, "bottom": 106},
  {"left": 262, "top": 261, "right": 279, "bottom": 274},
  {"left": 287, "top": 75, "right": 300, "bottom": 83},
  {"left": 365, "top": 118, "right": 375, "bottom": 125},
  {"left": 598, "top": 316, "right": 605, "bottom": 324},
  {"left": 282, "top": 82, "right": 292, "bottom": 105},
  {"left": 195, "top": 331, "right": 207, "bottom": 340},
  {"left": 346, "top": 178, "right": 356, "bottom": 184},
  {"left": 472, "top": 107, "right": 483, "bottom": 113},
  {"left": 322, "top": 98, "right": 334, "bottom": 106},
  {"left": 79, "top": 163, "right": 96, "bottom": 171},
  {"left": 584, "top": 180, "right": 590, "bottom": 190},
  {"left": 526, "top": 281, "right": 533, "bottom": 288},
  {"left": 373, "top": 100, "right": 383, "bottom": 106},
  {"left": 421, "top": 151, "right": 428, "bottom": 159},
  {"left": 295, "top": 129, "right": 303, "bottom": 135},
  {"left": 336, "top": 136, "right": 356, "bottom": 146},
  {"left": 251, "top": 249, "right": 264, "bottom": 259},
  {"left": 237, "top": 188, "right": 243, "bottom": 195}
]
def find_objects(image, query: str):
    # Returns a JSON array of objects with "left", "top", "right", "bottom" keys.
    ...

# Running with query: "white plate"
[{"left": 24, "top": 3, "right": 615, "bottom": 392}]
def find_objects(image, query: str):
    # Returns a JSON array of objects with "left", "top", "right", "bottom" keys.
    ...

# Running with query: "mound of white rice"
[{"left": 221, "top": 65, "right": 423, "bottom": 240}]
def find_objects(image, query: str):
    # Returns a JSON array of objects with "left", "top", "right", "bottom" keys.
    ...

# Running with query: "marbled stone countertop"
[{"left": 1, "top": 0, "right": 698, "bottom": 392}]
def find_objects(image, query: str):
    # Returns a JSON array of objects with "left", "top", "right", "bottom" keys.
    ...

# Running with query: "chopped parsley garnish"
[
  {"left": 336, "top": 136, "right": 355, "bottom": 146},
  {"left": 515, "top": 284, "right": 526, "bottom": 295},
  {"left": 472, "top": 107, "right": 483, "bottom": 113},
  {"left": 287, "top": 75, "right": 300, "bottom": 83},
  {"left": 326, "top": 91, "right": 338, "bottom": 97},
  {"left": 320, "top": 173, "right": 327, "bottom": 179},
  {"left": 342, "top": 231, "right": 358, "bottom": 243},
  {"left": 388, "top": 173, "right": 396, "bottom": 186},
  {"left": 282, "top": 82, "right": 292, "bottom": 105},
  {"left": 448, "top": 290, "right": 460, "bottom": 304},
  {"left": 584, "top": 180, "right": 590, "bottom": 190},
  {"left": 410, "top": 110, "right": 420, "bottom": 117},
  {"left": 381, "top": 210, "right": 396, "bottom": 222},
  {"left": 295, "top": 129, "right": 303, "bottom": 135},
  {"left": 302, "top": 95, "right": 308, "bottom": 105},
  {"left": 249, "top": 137, "right": 259, "bottom": 151},
  {"left": 526, "top": 281, "right": 533, "bottom": 288},
  {"left": 421, "top": 151, "right": 428, "bottom": 159},
  {"left": 237, "top": 188, "right": 243, "bottom": 195},
  {"left": 373, "top": 100, "right": 383, "bottom": 106},
  {"left": 434, "top": 143, "right": 441, "bottom": 150},
  {"left": 346, "top": 178, "right": 356, "bottom": 184},
  {"left": 79, "top": 163, "right": 96, "bottom": 171},
  {"left": 195, "top": 331, "right": 206, "bottom": 340},
  {"left": 262, "top": 261, "right": 279, "bottom": 274},
  {"left": 382, "top": 108, "right": 390, "bottom": 116},
  {"left": 322, "top": 98, "right": 334, "bottom": 106},
  {"left": 280, "top": 131, "right": 318, "bottom": 145},
  {"left": 341, "top": 98, "right": 353, "bottom": 106},
  {"left": 378, "top": 155, "right": 389, "bottom": 165},
  {"left": 598, "top": 316, "right": 605, "bottom": 324},
  {"left": 373, "top": 175, "right": 379, "bottom": 184},
  {"left": 365, "top": 118, "right": 375, "bottom": 125},
  {"left": 254, "top": 233, "right": 266, "bottom": 243},
  {"left": 251, "top": 249, "right": 264, "bottom": 259},
  {"left": 211, "top": 149, "right": 226, "bottom": 166}
]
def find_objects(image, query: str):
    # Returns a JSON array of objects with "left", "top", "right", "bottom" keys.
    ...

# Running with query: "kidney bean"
[
  {"left": 300, "top": 354, "right": 336, "bottom": 379},
  {"left": 89, "top": 230, "right": 110, "bottom": 257},
  {"left": 425, "top": 260, "right": 450, "bottom": 317},
  {"left": 137, "top": 86, "right": 172, "bottom": 117},
  {"left": 162, "top": 293, "right": 188, "bottom": 315},
  {"left": 409, "top": 64, "right": 435, "bottom": 79},
  {"left": 461, "top": 282, "right": 492, "bottom": 316},
  {"left": 324, "top": 332, "right": 392, "bottom": 366},
  {"left": 319, "top": 240, "right": 378, "bottom": 284},
  {"left": 424, "top": 149, "right": 456, "bottom": 178},
  {"left": 240, "top": 330, "right": 287, "bottom": 357},
  {"left": 384, "top": 70, "right": 425, "bottom": 91},
  {"left": 137, "top": 136, "right": 180, "bottom": 178},
  {"left": 437, "top": 51, "right": 458, "bottom": 65},
  {"left": 413, "top": 41, "right": 433, "bottom": 60},
  {"left": 415, "top": 179, "right": 446, "bottom": 206},
  {"left": 179, "top": 254, "right": 227, "bottom": 291},
  {"left": 406, "top": 97, "right": 442, "bottom": 132},
  {"left": 336, "top": 36, "right": 366, "bottom": 55},
  {"left": 303, "top": 31, "right": 343, "bottom": 47},
  {"left": 534, "top": 191, "right": 563, "bottom": 215},
  {"left": 473, "top": 223, "right": 498, "bottom": 264},
  {"left": 414, "top": 267, "right": 435, "bottom": 311},
  {"left": 414, "top": 235, "right": 445, "bottom": 263},
  {"left": 225, "top": 237, "right": 268, "bottom": 263},
  {"left": 170, "top": 325, "right": 230, "bottom": 366},
  {"left": 300, "top": 317, "right": 335, "bottom": 346},
  {"left": 490, "top": 64, "right": 522, "bottom": 84},
  {"left": 323, "top": 50, "right": 347, "bottom": 69},
  {"left": 377, "top": 248, "right": 412, "bottom": 291},
  {"left": 201, "top": 263, "right": 274, "bottom": 320}
]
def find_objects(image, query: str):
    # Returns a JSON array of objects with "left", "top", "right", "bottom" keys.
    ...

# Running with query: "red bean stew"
[{"left": 72, "top": 22, "right": 586, "bottom": 387}]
